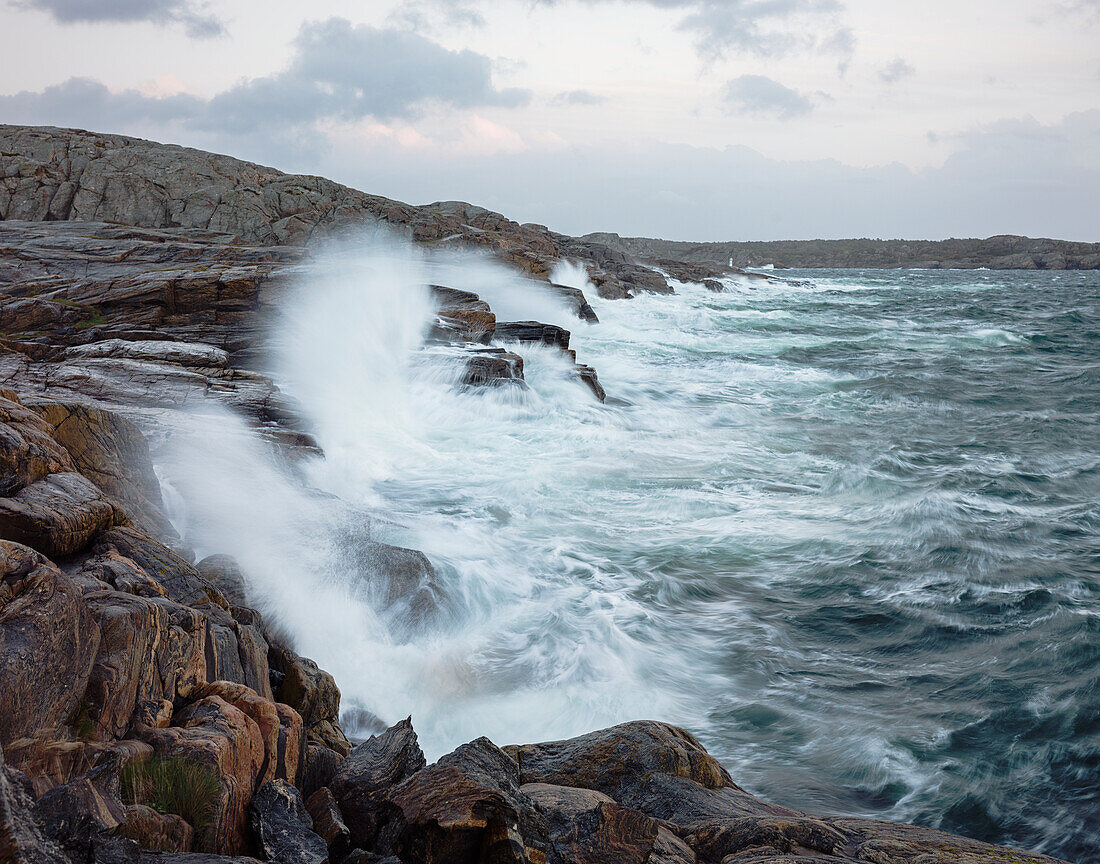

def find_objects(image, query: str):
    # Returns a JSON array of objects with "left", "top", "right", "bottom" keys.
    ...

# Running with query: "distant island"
[{"left": 583, "top": 232, "right": 1100, "bottom": 271}]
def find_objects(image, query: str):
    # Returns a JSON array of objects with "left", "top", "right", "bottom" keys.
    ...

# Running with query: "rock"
[
  {"left": 80, "top": 582, "right": 209, "bottom": 741},
  {"left": 34, "top": 769, "right": 128, "bottom": 848},
  {"left": 137, "top": 854, "right": 264, "bottom": 864},
  {"left": 683, "top": 817, "right": 847, "bottom": 861},
  {"left": 305, "top": 788, "right": 351, "bottom": 861},
  {"left": 0, "top": 541, "right": 99, "bottom": 756},
  {"left": 274, "top": 703, "right": 305, "bottom": 786},
  {"left": 92, "top": 528, "right": 225, "bottom": 608},
  {"left": 0, "top": 389, "right": 75, "bottom": 496},
  {"left": 202, "top": 604, "right": 274, "bottom": 701},
  {"left": 389, "top": 737, "right": 532, "bottom": 864},
  {"left": 299, "top": 744, "right": 345, "bottom": 802},
  {"left": 268, "top": 644, "right": 350, "bottom": 757},
  {"left": 344, "top": 540, "right": 444, "bottom": 627},
  {"left": 26, "top": 398, "right": 175, "bottom": 540},
  {"left": 522, "top": 782, "right": 692, "bottom": 864},
  {"left": 196, "top": 556, "right": 249, "bottom": 608},
  {"left": 249, "top": 779, "right": 328, "bottom": 864},
  {"left": 0, "top": 742, "right": 71, "bottom": 864},
  {"left": 138, "top": 695, "right": 265, "bottom": 855},
  {"left": 506, "top": 721, "right": 736, "bottom": 801},
  {"left": 494, "top": 321, "right": 571, "bottom": 350},
  {"left": 0, "top": 471, "right": 126, "bottom": 556},
  {"left": 548, "top": 284, "right": 598, "bottom": 323},
  {"left": 120, "top": 804, "right": 194, "bottom": 853},
  {"left": 429, "top": 287, "right": 496, "bottom": 344},
  {"left": 330, "top": 718, "right": 425, "bottom": 852},
  {"left": 575, "top": 365, "right": 606, "bottom": 402},
  {"left": 460, "top": 349, "right": 525, "bottom": 390}
]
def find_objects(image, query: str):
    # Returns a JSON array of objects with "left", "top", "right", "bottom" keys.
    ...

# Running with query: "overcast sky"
[{"left": 1, "top": 0, "right": 1098, "bottom": 240}]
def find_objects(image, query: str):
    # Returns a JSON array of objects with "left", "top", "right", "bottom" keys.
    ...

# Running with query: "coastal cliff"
[{"left": 0, "top": 125, "right": 1076, "bottom": 864}]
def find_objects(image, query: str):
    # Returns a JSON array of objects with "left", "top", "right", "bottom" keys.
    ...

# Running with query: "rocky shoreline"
[{"left": 0, "top": 125, "right": 1074, "bottom": 864}]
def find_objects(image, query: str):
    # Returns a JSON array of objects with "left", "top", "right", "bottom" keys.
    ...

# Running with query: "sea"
[{"left": 156, "top": 239, "right": 1099, "bottom": 862}]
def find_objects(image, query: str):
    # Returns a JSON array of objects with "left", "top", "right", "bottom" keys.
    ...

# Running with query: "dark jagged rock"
[
  {"left": 576, "top": 365, "right": 606, "bottom": 402},
  {"left": 549, "top": 284, "right": 599, "bottom": 323},
  {"left": 388, "top": 737, "right": 535, "bottom": 864},
  {"left": 460, "top": 349, "right": 526, "bottom": 390},
  {"left": 300, "top": 744, "right": 346, "bottom": 802},
  {"left": 249, "top": 779, "right": 328, "bottom": 864},
  {"left": 429, "top": 287, "right": 495, "bottom": 344},
  {"left": 330, "top": 718, "right": 425, "bottom": 853},
  {"left": 495, "top": 321, "right": 571, "bottom": 350}
]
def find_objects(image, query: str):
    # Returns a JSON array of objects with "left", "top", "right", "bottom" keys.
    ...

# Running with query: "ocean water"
[{"left": 158, "top": 245, "right": 1099, "bottom": 862}]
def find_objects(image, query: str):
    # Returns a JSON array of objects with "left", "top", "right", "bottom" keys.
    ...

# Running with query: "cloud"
[
  {"left": 16, "top": 0, "right": 226, "bottom": 38},
  {"left": 879, "top": 57, "right": 915, "bottom": 84},
  {"left": 319, "top": 110, "right": 1100, "bottom": 242},
  {"left": 721, "top": 74, "right": 815, "bottom": 119},
  {"left": 0, "top": 18, "right": 529, "bottom": 138},
  {"left": 536, "top": 0, "right": 852, "bottom": 61},
  {"left": 550, "top": 89, "right": 606, "bottom": 106},
  {"left": 387, "top": 0, "right": 486, "bottom": 31}
]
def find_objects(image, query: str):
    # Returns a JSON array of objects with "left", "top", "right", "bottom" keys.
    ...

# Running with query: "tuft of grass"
[{"left": 120, "top": 756, "right": 221, "bottom": 840}]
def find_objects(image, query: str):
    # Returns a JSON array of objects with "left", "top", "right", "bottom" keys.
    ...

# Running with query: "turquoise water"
[{"left": 164, "top": 257, "right": 1100, "bottom": 861}]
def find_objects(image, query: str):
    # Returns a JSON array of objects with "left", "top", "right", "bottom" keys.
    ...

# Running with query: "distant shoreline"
[{"left": 583, "top": 232, "right": 1100, "bottom": 271}]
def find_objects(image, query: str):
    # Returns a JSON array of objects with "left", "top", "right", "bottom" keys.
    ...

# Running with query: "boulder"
[
  {"left": 330, "top": 718, "right": 425, "bottom": 852},
  {"left": 0, "top": 389, "right": 75, "bottom": 496},
  {"left": 196, "top": 556, "right": 250, "bottom": 608},
  {"left": 305, "top": 787, "right": 351, "bottom": 861},
  {"left": 269, "top": 644, "right": 350, "bottom": 757},
  {"left": 461, "top": 349, "right": 525, "bottom": 390},
  {"left": 505, "top": 721, "right": 736, "bottom": 801},
  {"left": 0, "top": 541, "right": 99, "bottom": 756},
  {"left": 0, "top": 471, "right": 125, "bottom": 557},
  {"left": 27, "top": 398, "right": 175, "bottom": 540},
  {"left": 120, "top": 804, "right": 194, "bottom": 853},
  {"left": 299, "top": 744, "right": 346, "bottom": 802},
  {"left": 0, "top": 742, "right": 71, "bottom": 864},
  {"left": 249, "top": 779, "right": 328, "bottom": 864},
  {"left": 91, "top": 528, "right": 225, "bottom": 608},
  {"left": 548, "top": 284, "right": 598, "bottom": 323},
  {"left": 494, "top": 321, "right": 570, "bottom": 350},
  {"left": 523, "top": 782, "right": 695, "bottom": 864},
  {"left": 429, "top": 287, "right": 495, "bottom": 345},
  {"left": 389, "top": 737, "right": 533, "bottom": 864}
]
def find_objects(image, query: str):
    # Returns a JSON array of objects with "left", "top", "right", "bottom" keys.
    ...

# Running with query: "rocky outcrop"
[
  {"left": 0, "top": 387, "right": 356, "bottom": 860},
  {"left": 315, "top": 718, "right": 1067, "bottom": 864},
  {"left": 1, "top": 125, "right": 674, "bottom": 299}
]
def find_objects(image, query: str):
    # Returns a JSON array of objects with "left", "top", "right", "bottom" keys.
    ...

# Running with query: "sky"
[{"left": 0, "top": 0, "right": 1098, "bottom": 241}]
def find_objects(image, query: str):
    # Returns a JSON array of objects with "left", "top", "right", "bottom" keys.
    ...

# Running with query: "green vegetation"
[{"left": 120, "top": 756, "right": 221, "bottom": 839}]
